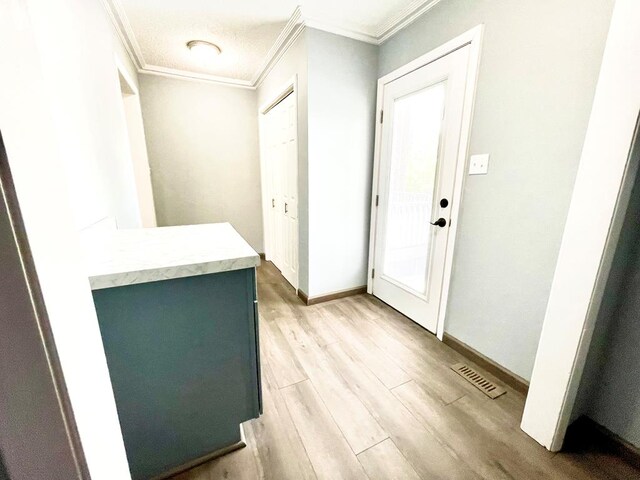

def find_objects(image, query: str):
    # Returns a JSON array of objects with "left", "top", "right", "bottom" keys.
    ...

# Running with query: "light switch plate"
[{"left": 469, "top": 154, "right": 489, "bottom": 175}]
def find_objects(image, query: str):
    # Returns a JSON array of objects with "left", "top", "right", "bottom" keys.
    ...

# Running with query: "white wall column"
[{"left": 521, "top": 0, "right": 640, "bottom": 451}]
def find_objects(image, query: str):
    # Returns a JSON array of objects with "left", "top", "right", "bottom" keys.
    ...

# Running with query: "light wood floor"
[{"left": 174, "top": 262, "right": 640, "bottom": 480}]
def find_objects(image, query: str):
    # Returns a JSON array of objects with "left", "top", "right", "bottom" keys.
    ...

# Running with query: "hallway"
[{"left": 175, "top": 263, "right": 640, "bottom": 480}]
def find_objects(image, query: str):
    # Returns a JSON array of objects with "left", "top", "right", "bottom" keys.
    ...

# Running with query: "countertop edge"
[{"left": 89, "top": 254, "right": 261, "bottom": 291}]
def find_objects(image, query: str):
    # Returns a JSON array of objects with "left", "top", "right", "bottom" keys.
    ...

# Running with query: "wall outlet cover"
[{"left": 469, "top": 154, "right": 489, "bottom": 175}]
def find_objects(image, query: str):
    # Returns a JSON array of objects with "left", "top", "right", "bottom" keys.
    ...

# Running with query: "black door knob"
[{"left": 430, "top": 218, "right": 447, "bottom": 228}]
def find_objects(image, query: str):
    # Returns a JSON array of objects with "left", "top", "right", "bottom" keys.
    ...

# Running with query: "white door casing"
[
  {"left": 368, "top": 26, "right": 483, "bottom": 338},
  {"left": 116, "top": 58, "right": 157, "bottom": 228}
]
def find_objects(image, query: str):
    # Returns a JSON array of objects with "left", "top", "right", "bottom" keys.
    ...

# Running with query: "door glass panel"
[{"left": 382, "top": 81, "right": 446, "bottom": 294}]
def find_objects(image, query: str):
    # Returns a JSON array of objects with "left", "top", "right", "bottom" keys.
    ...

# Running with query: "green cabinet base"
[{"left": 92, "top": 268, "right": 261, "bottom": 480}]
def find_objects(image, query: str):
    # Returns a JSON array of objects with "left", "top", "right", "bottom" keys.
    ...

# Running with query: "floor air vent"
[{"left": 451, "top": 363, "right": 506, "bottom": 399}]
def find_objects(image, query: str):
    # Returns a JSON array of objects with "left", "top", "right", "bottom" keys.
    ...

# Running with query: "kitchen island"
[{"left": 82, "top": 223, "right": 261, "bottom": 480}]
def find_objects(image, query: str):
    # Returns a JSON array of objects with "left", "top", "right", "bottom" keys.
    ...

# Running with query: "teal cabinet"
[{"left": 92, "top": 267, "right": 261, "bottom": 480}]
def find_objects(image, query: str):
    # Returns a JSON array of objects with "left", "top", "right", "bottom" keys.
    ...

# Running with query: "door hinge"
[
  {"left": 371, "top": 268, "right": 375, "bottom": 279},
  {"left": 380, "top": 110, "right": 384, "bottom": 123},
  {"left": 375, "top": 195, "right": 379, "bottom": 207}
]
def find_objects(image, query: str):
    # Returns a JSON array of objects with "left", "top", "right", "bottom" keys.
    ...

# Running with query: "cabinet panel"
[{"left": 92, "top": 268, "right": 261, "bottom": 480}]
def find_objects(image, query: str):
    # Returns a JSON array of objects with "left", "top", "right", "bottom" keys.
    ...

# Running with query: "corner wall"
[
  {"left": 139, "top": 74, "right": 262, "bottom": 251},
  {"left": 378, "top": 0, "right": 615, "bottom": 379},
  {"left": 306, "top": 29, "right": 378, "bottom": 297}
]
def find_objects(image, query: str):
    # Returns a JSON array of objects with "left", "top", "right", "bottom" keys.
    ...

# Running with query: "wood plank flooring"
[{"left": 173, "top": 262, "right": 640, "bottom": 480}]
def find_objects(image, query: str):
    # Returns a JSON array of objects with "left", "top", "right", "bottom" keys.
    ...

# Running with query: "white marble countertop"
[{"left": 81, "top": 223, "right": 260, "bottom": 290}]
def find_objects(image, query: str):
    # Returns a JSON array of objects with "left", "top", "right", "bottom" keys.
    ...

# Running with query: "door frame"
[
  {"left": 367, "top": 25, "right": 484, "bottom": 340},
  {"left": 258, "top": 75, "right": 300, "bottom": 291},
  {"left": 521, "top": 0, "right": 640, "bottom": 452},
  {"left": 115, "top": 56, "right": 157, "bottom": 228}
]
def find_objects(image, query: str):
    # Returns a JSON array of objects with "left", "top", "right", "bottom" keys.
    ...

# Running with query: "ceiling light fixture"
[{"left": 186, "top": 40, "right": 222, "bottom": 61}]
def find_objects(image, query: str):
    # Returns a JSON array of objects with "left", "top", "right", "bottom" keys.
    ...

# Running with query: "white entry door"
[
  {"left": 263, "top": 91, "right": 298, "bottom": 289},
  {"left": 371, "top": 46, "right": 470, "bottom": 333}
]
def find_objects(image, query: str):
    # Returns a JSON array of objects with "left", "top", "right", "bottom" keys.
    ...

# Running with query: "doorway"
[
  {"left": 259, "top": 81, "right": 299, "bottom": 290},
  {"left": 368, "top": 27, "right": 482, "bottom": 336},
  {"left": 116, "top": 61, "right": 157, "bottom": 228}
]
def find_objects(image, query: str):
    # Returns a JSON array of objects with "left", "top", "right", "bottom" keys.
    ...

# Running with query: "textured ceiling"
[{"left": 119, "top": 0, "right": 423, "bottom": 82}]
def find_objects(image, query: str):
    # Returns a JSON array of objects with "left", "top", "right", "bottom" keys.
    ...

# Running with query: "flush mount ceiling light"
[{"left": 186, "top": 40, "right": 222, "bottom": 61}]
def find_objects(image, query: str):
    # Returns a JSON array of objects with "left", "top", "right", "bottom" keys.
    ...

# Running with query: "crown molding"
[
  {"left": 251, "top": 6, "right": 305, "bottom": 87},
  {"left": 140, "top": 65, "right": 255, "bottom": 89},
  {"left": 376, "top": 0, "right": 444, "bottom": 44},
  {"left": 293, "top": 0, "right": 445, "bottom": 46},
  {"left": 303, "top": 18, "right": 378, "bottom": 45},
  {"left": 100, "top": 0, "right": 145, "bottom": 69},
  {"left": 100, "top": 0, "right": 446, "bottom": 89}
]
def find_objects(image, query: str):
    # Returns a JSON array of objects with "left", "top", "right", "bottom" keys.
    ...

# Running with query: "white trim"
[
  {"left": 367, "top": 25, "right": 484, "bottom": 341},
  {"left": 259, "top": 84, "right": 295, "bottom": 115},
  {"left": 100, "top": 0, "right": 145, "bottom": 69},
  {"left": 301, "top": 0, "right": 445, "bottom": 46},
  {"left": 377, "top": 0, "right": 444, "bottom": 44},
  {"left": 436, "top": 26, "right": 483, "bottom": 341},
  {"left": 99, "top": 0, "right": 450, "bottom": 89},
  {"left": 257, "top": 102, "right": 271, "bottom": 263},
  {"left": 258, "top": 76, "right": 300, "bottom": 291},
  {"left": 253, "top": 20, "right": 306, "bottom": 89},
  {"left": 367, "top": 81, "right": 386, "bottom": 295},
  {"left": 140, "top": 65, "right": 255, "bottom": 89},
  {"left": 115, "top": 56, "right": 139, "bottom": 95},
  {"left": 252, "top": 7, "right": 305, "bottom": 86},
  {"left": 376, "top": 26, "right": 481, "bottom": 85},
  {"left": 303, "top": 18, "right": 378, "bottom": 45},
  {"left": 115, "top": 57, "right": 158, "bottom": 229},
  {"left": 520, "top": 0, "right": 640, "bottom": 452}
]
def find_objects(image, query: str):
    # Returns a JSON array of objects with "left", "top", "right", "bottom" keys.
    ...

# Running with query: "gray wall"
[
  {"left": 257, "top": 29, "right": 378, "bottom": 297},
  {"left": 573, "top": 132, "right": 640, "bottom": 447},
  {"left": 257, "top": 32, "right": 310, "bottom": 292},
  {"left": 139, "top": 74, "right": 263, "bottom": 252},
  {"left": 306, "top": 29, "right": 378, "bottom": 297},
  {"left": 378, "top": 0, "right": 615, "bottom": 379}
]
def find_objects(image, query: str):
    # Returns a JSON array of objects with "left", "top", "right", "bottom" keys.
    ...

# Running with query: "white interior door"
[
  {"left": 263, "top": 91, "right": 298, "bottom": 289},
  {"left": 371, "top": 46, "right": 470, "bottom": 333}
]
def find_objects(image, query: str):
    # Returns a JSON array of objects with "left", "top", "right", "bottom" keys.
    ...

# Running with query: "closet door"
[
  {"left": 279, "top": 93, "right": 298, "bottom": 289},
  {"left": 263, "top": 92, "right": 298, "bottom": 289}
]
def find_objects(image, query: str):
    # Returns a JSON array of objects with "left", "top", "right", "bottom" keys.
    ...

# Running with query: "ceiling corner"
[
  {"left": 100, "top": 0, "right": 146, "bottom": 69},
  {"left": 97, "top": 0, "right": 447, "bottom": 90},
  {"left": 252, "top": 6, "right": 306, "bottom": 87},
  {"left": 377, "top": 0, "right": 445, "bottom": 44},
  {"left": 302, "top": 17, "right": 379, "bottom": 45}
]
